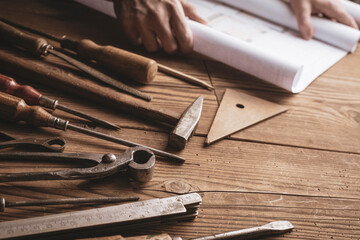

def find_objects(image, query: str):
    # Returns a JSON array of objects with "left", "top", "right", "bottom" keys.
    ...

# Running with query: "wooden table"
[{"left": 0, "top": 1, "right": 359, "bottom": 239}]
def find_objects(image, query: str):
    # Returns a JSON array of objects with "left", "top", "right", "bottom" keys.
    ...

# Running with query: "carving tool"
[
  {"left": 0, "top": 196, "right": 139, "bottom": 212},
  {"left": 191, "top": 221, "right": 294, "bottom": 240},
  {"left": 206, "top": 89, "right": 288, "bottom": 144},
  {"left": 0, "top": 50, "right": 204, "bottom": 150},
  {"left": 0, "top": 20, "right": 152, "bottom": 101},
  {"left": 0, "top": 17, "right": 213, "bottom": 90},
  {"left": 0, "top": 73, "right": 119, "bottom": 129},
  {"left": 0, "top": 92, "right": 185, "bottom": 163},
  {"left": 0, "top": 146, "right": 155, "bottom": 182},
  {"left": 0, "top": 193, "right": 202, "bottom": 240},
  {"left": 81, "top": 221, "right": 294, "bottom": 240}
]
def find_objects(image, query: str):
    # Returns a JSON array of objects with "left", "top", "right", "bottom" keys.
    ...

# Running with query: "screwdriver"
[
  {"left": 0, "top": 196, "right": 139, "bottom": 212},
  {"left": 0, "top": 20, "right": 152, "bottom": 102},
  {"left": 0, "top": 92, "right": 185, "bottom": 163},
  {"left": 0, "top": 73, "right": 119, "bottom": 130}
]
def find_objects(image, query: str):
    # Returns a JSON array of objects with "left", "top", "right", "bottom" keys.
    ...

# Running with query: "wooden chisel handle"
[
  {"left": 61, "top": 37, "right": 158, "bottom": 84},
  {"left": 0, "top": 48, "right": 180, "bottom": 126},
  {"left": 0, "top": 21, "right": 48, "bottom": 56},
  {"left": 0, "top": 92, "right": 51, "bottom": 127}
]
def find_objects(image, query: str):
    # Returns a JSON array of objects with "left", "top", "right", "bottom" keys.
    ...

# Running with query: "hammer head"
[{"left": 168, "top": 96, "right": 204, "bottom": 150}]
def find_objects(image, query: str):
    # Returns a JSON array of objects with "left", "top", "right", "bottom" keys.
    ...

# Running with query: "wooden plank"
[
  {"left": 0, "top": 190, "right": 359, "bottom": 239},
  {"left": 0, "top": 125, "right": 359, "bottom": 199}
]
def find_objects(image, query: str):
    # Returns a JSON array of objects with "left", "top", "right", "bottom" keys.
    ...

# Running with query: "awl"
[
  {"left": 0, "top": 20, "right": 152, "bottom": 101},
  {"left": 0, "top": 92, "right": 185, "bottom": 163},
  {"left": 0, "top": 73, "right": 119, "bottom": 129}
]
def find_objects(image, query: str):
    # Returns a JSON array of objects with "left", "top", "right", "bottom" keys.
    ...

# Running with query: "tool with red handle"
[
  {"left": 0, "top": 73, "right": 119, "bottom": 129},
  {"left": 0, "top": 20, "right": 152, "bottom": 101},
  {"left": 0, "top": 91, "right": 184, "bottom": 163}
]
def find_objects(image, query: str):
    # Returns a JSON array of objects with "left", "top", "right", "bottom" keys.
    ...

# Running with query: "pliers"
[
  {"left": 0, "top": 131, "right": 66, "bottom": 152},
  {"left": 0, "top": 146, "right": 155, "bottom": 183}
]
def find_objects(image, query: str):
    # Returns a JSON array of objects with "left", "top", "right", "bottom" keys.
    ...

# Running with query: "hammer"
[{"left": 0, "top": 49, "right": 203, "bottom": 150}]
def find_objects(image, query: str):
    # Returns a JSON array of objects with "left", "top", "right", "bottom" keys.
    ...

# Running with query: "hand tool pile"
[
  {"left": 0, "top": 11, "right": 293, "bottom": 240},
  {"left": 0, "top": 193, "right": 202, "bottom": 239}
]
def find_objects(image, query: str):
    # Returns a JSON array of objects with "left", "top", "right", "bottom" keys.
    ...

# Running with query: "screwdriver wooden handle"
[
  {"left": 0, "top": 73, "right": 42, "bottom": 105},
  {"left": 0, "top": 92, "right": 51, "bottom": 127},
  {"left": 61, "top": 38, "right": 158, "bottom": 84},
  {"left": 0, "top": 21, "right": 48, "bottom": 56}
]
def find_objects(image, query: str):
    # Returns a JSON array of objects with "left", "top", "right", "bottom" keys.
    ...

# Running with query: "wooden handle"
[
  {"left": 0, "top": 21, "right": 47, "bottom": 56},
  {"left": 0, "top": 73, "right": 42, "bottom": 105},
  {"left": 0, "top": 48, "right": 180, "bottom": 126},
  {"left": 0, "top": 91, "right": 51, "bottom": 127},
  {"left": 71, "top": 39, "right": 158, "bottom": 84}
]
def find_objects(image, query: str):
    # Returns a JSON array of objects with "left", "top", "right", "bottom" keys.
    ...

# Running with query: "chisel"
[
  {"left": 0, "top": 92, "right": 185, "bottom": 163},
  {"left": 0, "top": 20, "right": 152, "bottom": 101},
  {"left": 0, "top": 17, "right": 214, "bottom": 90},
  {"left": 0, "top": 73, "right": 119, "bottom": 129}
]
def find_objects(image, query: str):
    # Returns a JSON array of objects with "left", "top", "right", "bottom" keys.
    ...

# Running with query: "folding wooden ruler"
[{"left": 0, "top": 193, "right": 202, "bottom": 239}]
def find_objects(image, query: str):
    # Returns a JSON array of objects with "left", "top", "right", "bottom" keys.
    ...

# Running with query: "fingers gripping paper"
[{"left": 74, "top": 0, "right": 360, "bottom": 93}]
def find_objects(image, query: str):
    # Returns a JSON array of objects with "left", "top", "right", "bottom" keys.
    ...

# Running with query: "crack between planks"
[
  {"left": 203, "top": 60, "right": 220, "bottom": 105},
  {"left": 114, "top": 125, "right": 360, "bottom": 156}
]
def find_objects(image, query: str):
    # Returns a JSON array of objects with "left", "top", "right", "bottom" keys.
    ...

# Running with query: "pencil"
[{"left": 158, "top": 63, "right": 214, "bottom": 90}]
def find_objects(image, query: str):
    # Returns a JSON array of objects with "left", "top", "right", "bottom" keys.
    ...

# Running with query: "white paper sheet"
[
  {"left": 190, "top": 0, "right": 352, "bottom": 92},
  {"left": 342, "top": 0, "right": 360, "bottom": 25},
  {"left": 218, "top": 0, "right": 360, "bottom": 52},
  {"left": 74, "top": 0, "right": 359, "bottom": 93}
]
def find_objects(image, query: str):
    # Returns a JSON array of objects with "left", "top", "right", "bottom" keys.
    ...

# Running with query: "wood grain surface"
[{"left": 0, "top": 0, "right": 359, "bottom": 239}]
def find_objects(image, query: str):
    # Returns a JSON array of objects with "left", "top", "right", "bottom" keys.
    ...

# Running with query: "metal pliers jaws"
[
  {"left": 0, "top": 146, "right": 155, "bottom": 183},
  {"left": 0, "top": 132, "right": 65, "bottom": 152}
]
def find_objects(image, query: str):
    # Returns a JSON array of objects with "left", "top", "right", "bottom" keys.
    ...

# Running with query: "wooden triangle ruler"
[{"left": 206, "top": 88, "right": 288, "bottom": 144}]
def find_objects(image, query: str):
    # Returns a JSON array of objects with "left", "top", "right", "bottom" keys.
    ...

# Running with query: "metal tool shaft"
[
  {"left": 0, "top": 92, "right": 184, "bottom": 163},
  {"left": 48, "top": 49, "right": 152, "bottom": 102},
  {"left": 0, "top": 20, "right": 152, "bottom": 101},
  {"left": 0, "top": 193, "right": 202, "bottom": 240},
  {"left": 0, "top": 196, "right": 139, "bottom": 212},
  {"left": 191, "top": 221, "right": 294, "bottom": 240},
  {"left": 56, "top": 103, "right": 119, "bottom": 129},
  {"left": 0, "top": 17, "right": 213, "bottom": 90},
  {"left": 66, "top": 123, "right": 185, "bottom": 163},
  {"left": 0, "top": 73, "right": 119, "bottom": 129}
]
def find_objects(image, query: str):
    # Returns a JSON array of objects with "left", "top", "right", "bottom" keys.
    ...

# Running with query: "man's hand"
[
  {"left": 290, "top": 0, "right": 359, "bottom": 40},
  {"left": 113, "top": 0, "right": 206, "bottom": 54}
]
